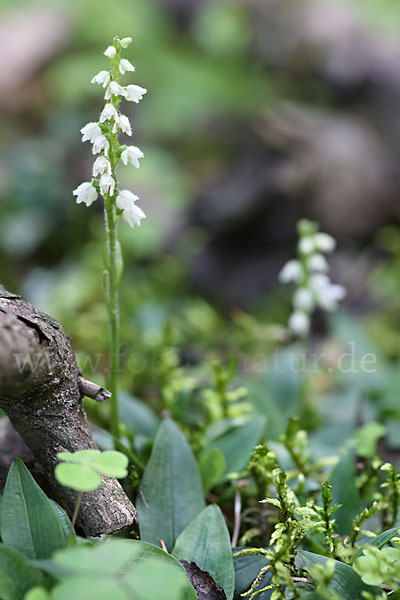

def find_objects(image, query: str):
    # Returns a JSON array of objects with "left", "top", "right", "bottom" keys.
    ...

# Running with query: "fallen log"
[{"left": 0, "top": 284, "right": 137, "bottom": 536}]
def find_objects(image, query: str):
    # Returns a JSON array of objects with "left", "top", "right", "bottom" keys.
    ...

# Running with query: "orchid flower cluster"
[
  {"left": 279, "top": 219, "right": 346, "bottom": 337},
  {"left": 73, "top": 36, "right": 147, "bottom": 228},
  {"left": 72, "top": 36, "right": 147, "bottom": 442}
]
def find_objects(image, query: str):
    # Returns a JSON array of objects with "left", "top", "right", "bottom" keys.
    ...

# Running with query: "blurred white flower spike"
[
  {"left": 73, "top": 35, "right": 146, "bottom": 228},
  {"left": 279, "top": 219, "right": 346, "bottom": 338}
]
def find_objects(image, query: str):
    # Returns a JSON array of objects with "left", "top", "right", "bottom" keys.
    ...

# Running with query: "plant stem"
[
  {"left": 66, "top": 491, "right": 83, "bottom": 546},
  {"left": 104, "top": 201, "right": 120, "bottom": 442}
]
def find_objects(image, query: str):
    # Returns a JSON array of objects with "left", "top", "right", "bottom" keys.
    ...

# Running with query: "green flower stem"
[
  {"left": 66, "top": 491, "right": 83, "bottom": 546},
  {"left": 104, "top": 199, "right": 120, "bottom": 442}
]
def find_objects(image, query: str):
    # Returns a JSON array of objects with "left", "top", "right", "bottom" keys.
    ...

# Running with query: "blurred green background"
[{"left": 2, "top": 0, "right": 400, "bottom": 404}]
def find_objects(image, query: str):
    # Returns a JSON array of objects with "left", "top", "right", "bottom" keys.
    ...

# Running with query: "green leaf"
[
  {"left": 233, "top": 551, "right": 272, "bottom": 599},
  {"left": 172, "top": 505, "right": 235, "bottom": 600},
  {"left": 55, "top": 450, "right": 128, "bottom": 492},
  {"left": 329, "top": 452, "right": 360, "bottom": 535},
  {"left": 0, "top": 544, "right": 42, "bottom": 600},
  {"left": 353, "top": 527, "right": 400, "bottom": 561},
  {"left": 137, "top": 419, "right": 205, "bottom": 550},
  {"left": 0, "top": 458, "right": 68, "bottom": 559},
  {"left": 124, "top": 557, "right": 189, "bottom": 600},
  {"left": 298, "top": 551, "right": 380, "bottom": 599},
  {"left": 39, "top": 539, "right": 197, "bottom": 600},
  {"left": 206, "top": 417, "right": 265, "bottom": 480},
  {"left": 55, "top": 463, "right": 101, "bottom": 492},
  {"left": 52, "top": 577, "right": 126, "bottom": 600},
  {"left": 90, "top": 451, "right": 129, "bottom": 478},
  {"left": 24, "top": 588, "right": 52, "bottom": 600},
  {"left": 56, "top": 450, "right": 101, "bottom": 464},
  {"left": 199, "top": 448, "right": 226, "bottom": 493},
  {"left": 118, "top": 392, "right": 159, "bottom": 438}
]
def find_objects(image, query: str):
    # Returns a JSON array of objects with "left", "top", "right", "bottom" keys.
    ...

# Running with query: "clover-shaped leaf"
[{"left": 55, "top": 450, "right": 129, "bottom": 492}]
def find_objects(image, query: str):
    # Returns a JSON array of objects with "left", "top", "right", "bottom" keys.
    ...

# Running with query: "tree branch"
[{"left": 0, "top": 284, "right": 137, "bottom": 537}]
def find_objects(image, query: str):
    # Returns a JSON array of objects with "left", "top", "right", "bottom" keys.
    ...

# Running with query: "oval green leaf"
[
  {"left": 298, "top": 550, "right": 380, "bottom": 599},
  {"left": 172, "top": 505, "right": 235, "bottom": 600},
  {"left": 1, "top": 458, "right": 68, "bottom": 559},
  {"left": 137, "top": 419, "right": 205, "bottom": 551},
  {"left": 0, "top": 544, "right": 43, "bottom": 600}
]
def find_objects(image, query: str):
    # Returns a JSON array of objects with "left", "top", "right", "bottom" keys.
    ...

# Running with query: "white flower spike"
[
  {"left": 73, "top": 36, "right": 147, "bottom": 446},
  {"left": 73, "top": 182, "right": 98, "bottom": 207},
  {"left": 74, "top": 34, "right": 147, "bottom": 234},
  {"left": 279, "top": 219, "right": 345, "bottom": 338},
  {"left": 121, "top": 145, "right": 144, "bottom": 168}
]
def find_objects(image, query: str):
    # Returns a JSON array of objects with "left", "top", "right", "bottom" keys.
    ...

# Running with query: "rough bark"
[{"left": 0, "top": 285, "right": 137, "bottom": 536}]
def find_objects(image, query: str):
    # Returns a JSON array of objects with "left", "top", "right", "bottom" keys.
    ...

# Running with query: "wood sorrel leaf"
[
  {"left": 39, "top": 539, "right": 197, "bottom": 600},
  {"left": 1, "top": 458, "right": 68, "bottom": 559},
  {"left": 172, "top": 505, "right": 235, "bottom": 600},
  {"left": 137, "top": 419, "right": 205, "bottom": 551},
  {"left": 55, "top": 449, "right": 128, "bottom": 492},
  {"left": 55, "top": 463, "right": 102, "bottom": 492}
]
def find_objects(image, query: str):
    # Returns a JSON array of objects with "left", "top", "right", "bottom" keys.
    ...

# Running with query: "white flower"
[
  {"left": 309, "top": 273, "right": 330, "bottom": 293},
  {"left": 293, "top": 288, "right": 314, "bottom": 312},
  {"left": 104, "top": 46, "right": 116, "bottom": 59},
  {"left": 298, "top": 236, "right": 315, "bottom": 254},
  {"left": 120, "top": 37, "right": 132, "bottom": 48},
  {"left": 314, "top": 232, "right": 336, "bottom": 253},
  {"left": 119, "top": 58, "right": 135, "bottom": 75},
  {"left": 80, "top": 122, "right": 102, "bottom": 143},
  {"left": 121, "top": 145, "right": 143, "bottom": 167},
  {"left": 288, "top": 311, "right": 310, "bottom": 337},
  {"left": 125, "top": 84, "right": 147, "bottom": 103},
  {"left": 99, "top": 173, "right": 115, "bottom": 196},
  {"left": 91, "top": 70, "right": 111, "bottom": 88},
  {"left": 279, "top": 260, "right": 303, "bottom": 284},
  {"left": 104, "top": 81, "right": 127, "bottom": 100},
  {"left": 93, "top": 155, "right": 111, "bottom": 176},
  {"left": 116, "top": 189, "right": 146, "bottom": 227},
  {"left": 315, "top": 284, "right": 346, "bottom": 311},
  {"left": 92, "top": 135, "right": 110, "bottom": 155},
  {"left": 73, "top": 182, "right": 98, "bottom": 207},
  {"left": 116, "top": 114, "right": 132, "bottom": 135},
  {"left": 100, "top": 103, "right": 119, "bottom": 123},
  {"left": 307, "top": 253, "right": 329, "bottom": 272}
]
